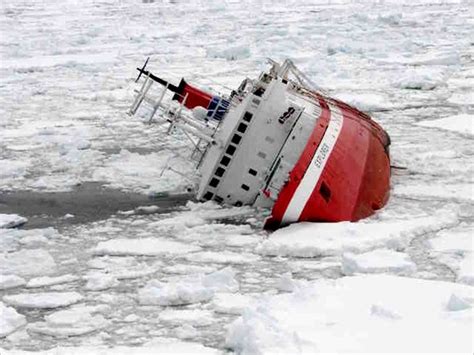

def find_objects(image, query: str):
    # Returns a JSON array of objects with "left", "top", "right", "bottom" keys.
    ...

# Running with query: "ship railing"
[{"left": 128, "top": 72, "right": 221, "bottom": 164}]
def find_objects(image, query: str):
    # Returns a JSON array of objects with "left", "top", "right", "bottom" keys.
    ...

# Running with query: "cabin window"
[
  {"left": 203, "top": 191, "right": 214, "bottom": 200},
  {"left": 209, "top": 178, "right": 220, "bottom": 188},
  {"left": 231, "top": 134, "right": 242, "bottom": 145},
  {"left": 226, "top": 145, "right": 236, "bottom": 156},
  {"left": 220, "top": 156, "right": 231, "bottom": 166},
  {"left": 243, "top": 111, "right": 253, "bottom": 122},
  {"left": 282, "top": 78, "right": 288, "bottom": 84},
  {"left": 214, "top": 195, "right": 223, "bottom": 203},
  {"left": 215, "top": 167, "right": 225, "bottom": 177},
  {"left": 319, "top": 182, "right": 331, "bottom": 202},
  {"left": 248, "top": 168, "right": 257, "bottom": 176},
  {"left": 241, "top": 184, "right": 250, "bottom": 191},
  {"left": 237, "top": 123, "right": 247, "bottom": 134},
  {"left": 257, "top": 151, "right": 266, "bottom": 159},
  {"left": 235, "top": 201, "right": 243, "bottom": 207},
  {"left": 252, "top": 98, "right": 260, "bottom": 106}
]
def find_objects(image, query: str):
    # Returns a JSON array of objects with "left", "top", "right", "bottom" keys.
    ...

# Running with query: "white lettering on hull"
[{"left": 281, "top": 103, "right": 344, "bottom": 223}]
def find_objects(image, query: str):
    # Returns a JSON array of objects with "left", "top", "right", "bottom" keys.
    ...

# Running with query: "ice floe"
[
  {"left": 0, "top": 275, "right": 26, "bottom": 290},
  {"left": 158, "top": 309, "right": 215, "bottom": 326},
  {"left": 184, "top": 251, "right": 260, "bottom": 264},
  {"left": 416, "top": 114, "right": 474, "bottom": 136},
  {"left": 212, "top": 293, "right": 255, "bottom": 315},
  {"left": 0, "top": 302, "right": 26, "bottom": 338},
  {"left": 3, "top": 292, "right": 83, "bottom": 309},
  {"left": 257, "top": 213, "right": 457, "bottom": 257},
  {"left": 93, "top": 238, "right": 201, "bottom": 256},
  {"left": 26, "top": 274, "right": 79, "bottom": 288},
  {"left": 28, "top": 304, "right": 110, "bottom": 337},
  {"left": 225, "top": 275, "right": 474, "bottom": 353},
  {"left": 342, "top": 249, "right": 416, "bottom": 276},
  {"left": 0, "top": 249, "right": 57, "bottom": 277},
  {"left": 0, "top": 214, "right": 27, "bottom": 229},
  {"left": 138, "top": 267, "right": 238, "bottom": 306},
  {"left": 84, "top": 272, "right": 120, "bottom": 291},
  {"left": 393, "top": 183, "right": 474, "bottom": 201}
]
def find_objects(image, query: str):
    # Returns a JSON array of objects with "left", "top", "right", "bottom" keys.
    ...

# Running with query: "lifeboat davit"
[{"left": 129, "top": 59, "right": 391, "bottom": 229}]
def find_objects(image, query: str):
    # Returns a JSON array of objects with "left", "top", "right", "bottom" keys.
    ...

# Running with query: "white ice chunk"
[
  {"left": 394, "top": 68, "right": 445, "bottom": 90},
  {"left": 162, "top": 264, "right": 216, "bottom": 275},
  {"left": 0, "top": 249, "right": 57, "bottom": 277},
  {"left": 158, "top": 309, "right": 215, "bottom": 326},
  {"left": 28, "top": 304, "right": 110, "bottom": 337},
  {"left": 212, "top": 293, "right": 254, "bottom": 315},
  {"left": 138, "top": 279, "right": 213, "bottom": 306},
  {"left": 93, "top": 238, "right": 201, "bottom": 256},
  {"left": 0, "top": 302, "right": 26, "bottom": 337},
  {"left": 342, "top": 249, "right": 416, "bottom": 276},
  {"left": 257, "top": 213, "right": 456, "bottom": 257},
  {"left": 3, "top": 292, "right": 83, "bottom": 309},
  {"left": 185, "top": 251, "right": 260, "bottom": 264},
  {"left": 429, "top": 226, "right": 473, "bottom": 253},
  {"left": 26, "top": 274, "right": 79, "bottom": 288},
  {"left": 416, "top": 114, "right": 474, "bottom": 136},
  {"left": 84, "top": 272, "right": 119, "bottom": 291},
  {"left": 225, "top": 275, "right": 474, "bottom": 353},
  {"left": 394, "top": 183, "right": 473, "bottom": 201},
  {"left": 0, "top": 214, "right": 27, "bottom": 229},
  {"left": 138, "top": 267, "right": 238, "bottom": 306},
  {"left": 0, "top": 275, "right": 26, "bottom": 290},
  {"left": 174, "top": 324, "right": 198, "bottom": 340}
]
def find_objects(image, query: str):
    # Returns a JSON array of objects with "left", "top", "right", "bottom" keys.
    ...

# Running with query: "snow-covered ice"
[
  {"left": 0, "top": 214, "right": 27, "bottom": 229},
  {"left": 26, "top": 274, "right": 79, "bottom": 288},
  {"left": 417, "top": 114, "right": 474, "bottom": 136},
  {"left": 1, "top": 0, "right": 473, "bottom": 352},
  {"left": 138, "top": 267, "right": 238, "bottom": 306},
  {"left": 225, "top": 275, "right": 474, "bottom": 353},
  {"left": 342, "top": 249, "right": 416, "bottom": 276},
  {"left": 93, "top": 238, "right": 201, "bottom": 256},
  {"left": 0, "top": 249, "right": 57, "bottom": 277},
  {"left": 0, "top": 275, "right": 26, "bottom": 291},
  {"left": 0, "top": 302, "right": 26, "bottom": 338},
  {"left": 3, "top": 292, "right": 83, "bottom": 309},
  {"left": 28, "top": 305, "right": 110, "bottom": 337},
  {"left": 212, "top": 293, "right": 255, "bottom": 315},
  {"left": 257, "top": 212, "right": 457, "bottom": 257}
]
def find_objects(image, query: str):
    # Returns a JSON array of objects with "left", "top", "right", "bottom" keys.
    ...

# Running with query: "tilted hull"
[{"left": 265, "top": 94, "right": 390, "bottom": 229}]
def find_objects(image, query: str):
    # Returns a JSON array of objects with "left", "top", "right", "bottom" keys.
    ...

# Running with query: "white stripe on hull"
[{"left": 281, "top": 103, "right": 344, "bottom": 223}]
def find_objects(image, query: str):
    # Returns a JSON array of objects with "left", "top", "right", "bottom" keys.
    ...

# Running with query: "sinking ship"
[{"left": 129, "top": 59, "right": 391, "bottom": 229}]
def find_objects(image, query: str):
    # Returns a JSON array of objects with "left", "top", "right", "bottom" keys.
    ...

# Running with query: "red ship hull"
[{"left": 265, "top": 94, "right": 391, "bottom": 229}]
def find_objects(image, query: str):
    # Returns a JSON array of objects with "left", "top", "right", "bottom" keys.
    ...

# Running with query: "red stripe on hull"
[
  {"left": 265, "top": 96, "right": 390, "bottom": 229},
  {"left": 265, "top": 95, "right": 331, "bottom": 228}
]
